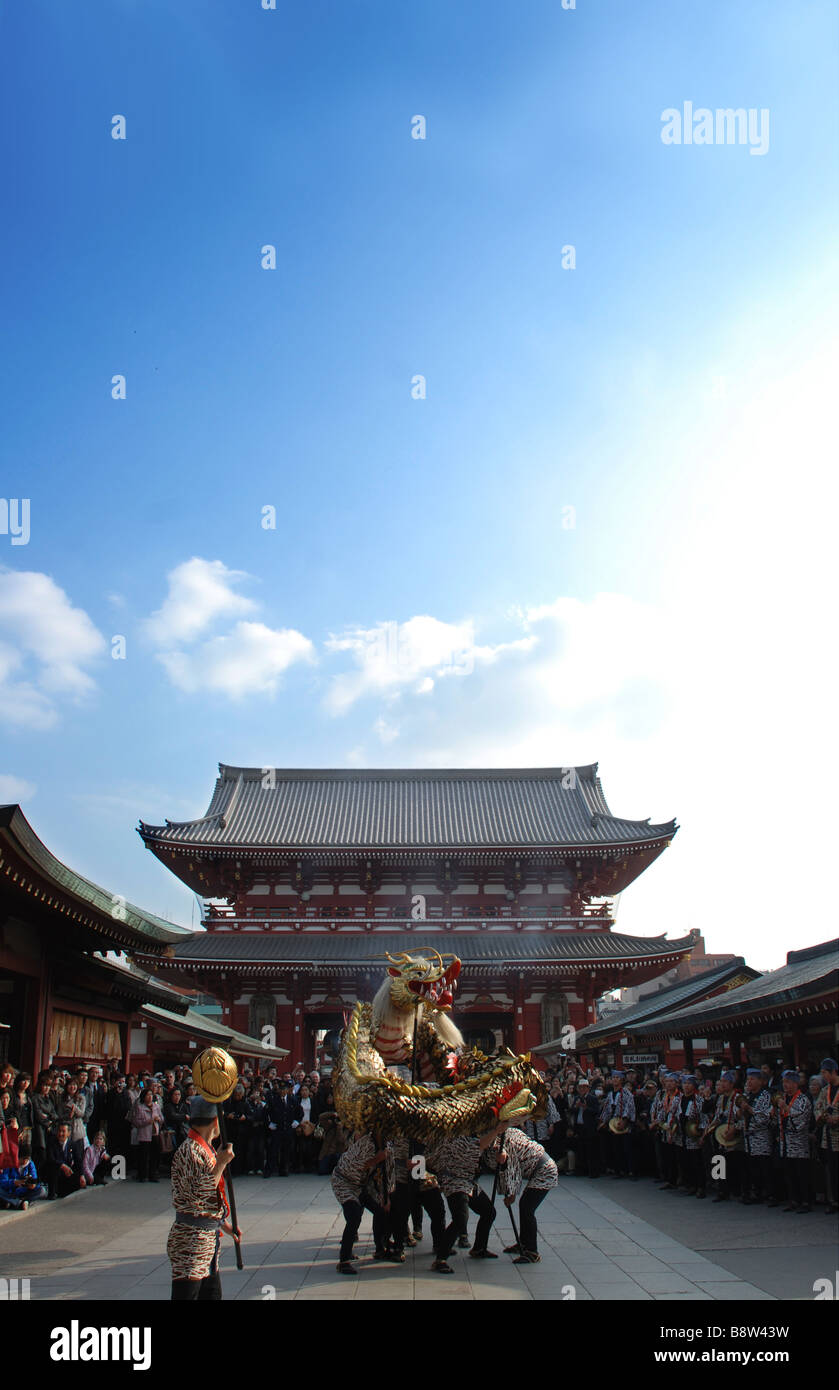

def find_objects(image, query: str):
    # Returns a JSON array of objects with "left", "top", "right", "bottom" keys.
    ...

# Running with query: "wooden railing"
[{"left": 203, "top": 902, "right": 614, "bottom": 931}]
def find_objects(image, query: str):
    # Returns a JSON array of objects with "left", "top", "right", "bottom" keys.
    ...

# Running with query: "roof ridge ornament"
[{"left": 164, "top": 773, "right": 244, "bottom": 832}]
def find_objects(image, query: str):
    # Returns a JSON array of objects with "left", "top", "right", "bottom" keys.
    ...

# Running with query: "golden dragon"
[{"left": 333, "top": 949, "right": 547, "bottom": 1141}]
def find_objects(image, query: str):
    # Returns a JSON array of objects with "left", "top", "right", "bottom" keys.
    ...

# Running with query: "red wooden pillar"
[
  {"left": 22, "top": 953, "right": 50, "bottom": 1076},
  {"left": 276, "top": 999, "right": 296, "bottom": 1060},
  {"left": 513, "top": 974, "right": 526, "bottom": 1050},
  {"left": 219, "top": 982, "right": 236, "bottom": 1026},
  {"left": 290, "top": 974, "right": 312, "bottom": 1069},
  {"left": 582, "top": 975, "right": 595, "bottom": 1037}
]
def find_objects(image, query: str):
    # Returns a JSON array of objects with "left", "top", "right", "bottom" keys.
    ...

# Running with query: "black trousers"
[
  {"left": 518, "top": 1188, "right": 549, "bottom": 1254},
  {"left": 53, "top": 1168, "right": 84, "bottom": 1198},
  {"left": 32, "top": 1142, "right": 47, "bottom": 1181},
  {"left": 610, "top": 1130, "right": 634, "bottom": 1175},
  {"left": 136, "top": 1139, "right": 159, "bottom": 1181},
  {"left": 584, "top": 1132, "right": 601, "bottom": 1176},
  {"left": 783, "top": 1157, "right": 810, "bottom": 1206},
  {"left": 821, "top": 1148, "right": 839, "bottom": 1206},
  {"left": 710, "top": 1143, "right": 744, "bottom": 1196},
  {"left": 678, "top": 1147, "right": 703, "bottom": 1191},
  {"left": 92, "top": 1157, "right": 114, "bottom": 1186},
  {"left": 264, "top": 1130, "right": 292, "bottom": 1175},
  {"left": 570, "top": 1130, "right": 600, "bottom": 1176},
  {"left": 248, "top": 1131, "right": 266, "bottom": 1172},
  {"left": 171, "top": 1271, "right": 222, "bottom": 1301},
  {"left": 390, "top": 1183, "right": 447, "bottom": 1253},
  {"left": 339, "top": 1196, "right": 388, "bottom": 1262},
  {"left": 635, "top": 1130, "right": 655, "bottom": 1177},
  {"left": 661, "top": 1141, "right": 680, "bottom": 1185},
  {"left": 443, "top": 1187, "right": 496, "bottom": 1256},
  {"left": 746, "top": 1152, "right": 772, "bottom": 1200}
]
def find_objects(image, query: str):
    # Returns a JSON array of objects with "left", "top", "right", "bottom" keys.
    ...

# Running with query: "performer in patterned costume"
[
  {"left": 656, "top": 1073, "right": 682, "bottom": 1190},
  {"left": 775, "top": 1069, "right": 813, "bottom": 1213},
  {"left": 483, "top": 1122, "right": 557, "bottom": 1264},
  {"left": 706, "top": 1071, "right": 745, "bottom": 1202},
  {"left": 648, "top": 1080, "right": 668, "bottom": 1183},
  {"left": 815, "top": 1058, "right": 839, "bottom": 1214},
  {"left": 331, "top": 1130, "right": 395, "bottom": 1274},
  {"left": 167, "top": 1095, "right": 240, "bottom": 1300},
  {"left": 386, "top": 1133, "right": 447, "bottom": 1265},
  {"left": 740, "top": 1068, "right": 774, "bottom": 1204},
  {"left": 426, "top": 1131, "right": 499, "bottom": 1270},
  {"left": 677, "top": 1074, "right": 707, "bottom": 1197},
  {"left": 598, "top": 1070, "right": 637, "bottom": 1179}
]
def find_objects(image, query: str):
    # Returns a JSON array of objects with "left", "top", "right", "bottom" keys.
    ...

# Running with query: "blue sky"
[{"left": 1, "top": 1, "right": 837, "bottom": 962}]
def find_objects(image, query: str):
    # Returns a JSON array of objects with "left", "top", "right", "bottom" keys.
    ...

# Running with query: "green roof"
[
  {"left": 0, "top": 804, "right": 194, "bottom": 951},
  {"left": 140, "top": 1002, "right": 289, "bottom": 1060}
]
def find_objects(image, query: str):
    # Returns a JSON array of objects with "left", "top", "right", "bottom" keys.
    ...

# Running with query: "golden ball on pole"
[{"left": 192, "top": 1046, "right": 238, "bottom": 1103}]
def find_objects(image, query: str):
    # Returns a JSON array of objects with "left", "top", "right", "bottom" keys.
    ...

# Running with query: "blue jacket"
[{"left": 0, "top": 1158, "right": 40, "bottom": 1197}]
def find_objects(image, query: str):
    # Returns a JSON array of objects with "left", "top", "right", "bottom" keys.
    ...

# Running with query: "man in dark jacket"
[
  {"left": 105, "top": 1077, "right": 132, "bottom": 1160},
  {"left": 47, "top": 1122, "right": 87, "bottom": 1198},
  {"left": 569, "top": 1077, "right": 602, "bottom": 1177},
  {"left": 223, "top": 1085, "right": 253, "bottom": 1176},
  {"left": 83, "top": 1066, "right": 108, "bottom": 1140},
  {"left": 31, "top": 1072, "right": 57, "bottom": 1177},
  {"left": 264, "top": 1082, "right": 296, "bottom": 1177}
]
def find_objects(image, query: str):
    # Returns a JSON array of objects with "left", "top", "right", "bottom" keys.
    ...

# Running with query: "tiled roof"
[
  {"left": 139, "top": 765, "right": 677, "bottom": 851},
  {"left": 569, "top": 959, "right": 757, "bottom": 1046},
  {"left": 630, "top": 939, "right": 839, "bottom": 1036},
  {"left": 0, "top": 805, "right": 192, "bottom": 949},
  {"left": 77, "top": 955, "right": 192, "bottom": 1014},
  {"left": 162, "top": 929, "right": 694, "bottom": 967},
  {"left": 139, "top": 1003, "right": 289, "bottom": 1059}
]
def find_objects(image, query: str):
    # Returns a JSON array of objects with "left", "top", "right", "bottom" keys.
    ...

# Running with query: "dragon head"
[
  {"left": 491, "top": 1080, "right": 538, "bottom": 1124},
  {"left": 384, "top": 950, "right": 462, "bottom": 1015}
]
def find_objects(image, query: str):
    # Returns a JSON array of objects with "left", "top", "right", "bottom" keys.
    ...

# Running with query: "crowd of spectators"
[
  {"left": 2, "top": 1053, "right": 837, "bottom": 1220},
  {"left": 531, "top": 1058, "right": 839, "bottom": 1213},
  {"left": 0, "top": 1060, "right": 169, "bottom": 1208},
  {"left": 0, "top": 1059, "right": 347, "bottom": 1212}
]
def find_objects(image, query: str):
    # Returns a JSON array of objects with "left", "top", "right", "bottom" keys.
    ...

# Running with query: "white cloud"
[
  {"left": 405, "top": 593, "right": 673, "bottom": 772},
  {"left": 158, "top": 621, "right": 314, "bottom": 698},
  {"left": 0, "top": 570, "right": 106, "bottom": 727},
  {"left": 0, "top": 773, "right": 36, "bottom": 803},
  {"left": 144, "top": 558, "right": 256, "bottom": 646},
  {"left": 324, "top": 614, "right": 536, "bottom": 714},
  {"left": 373, "top": 716, "right": 400, "bottom": 744},
  {"left": 145, "top": 557, "right": 316, "bottom": 702}
]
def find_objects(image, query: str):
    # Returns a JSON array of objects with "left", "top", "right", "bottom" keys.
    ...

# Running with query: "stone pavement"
[{"left": 1, "top": 1172, "right": 836, "bottom": 1301}]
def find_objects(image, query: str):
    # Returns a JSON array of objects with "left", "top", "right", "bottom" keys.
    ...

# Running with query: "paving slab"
[{"left": 3, "top": 1169, "right": 833, "bottom": 1300}]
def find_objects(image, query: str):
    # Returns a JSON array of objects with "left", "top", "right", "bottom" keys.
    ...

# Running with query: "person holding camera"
[{"left": 0, "top": 1140, "right": 46, "bottom": 1209}]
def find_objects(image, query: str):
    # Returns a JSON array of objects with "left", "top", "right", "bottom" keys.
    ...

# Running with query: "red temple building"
[{"left": 138, "top": 765, "right": 689, "bottom": 1067}]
